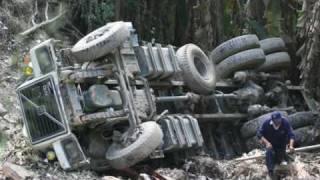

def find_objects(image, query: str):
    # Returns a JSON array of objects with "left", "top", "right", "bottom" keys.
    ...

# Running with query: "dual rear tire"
[
  {"left": 210, "top": 34, "right": 265, "bottom": 79},
  {"left": 210, "top": 35, "right": 291, "bottom": 79}
]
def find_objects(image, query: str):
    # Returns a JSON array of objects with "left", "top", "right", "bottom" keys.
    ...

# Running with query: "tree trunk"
[{"left": 299, "top": 0, "right": 320, "bottom": 102}]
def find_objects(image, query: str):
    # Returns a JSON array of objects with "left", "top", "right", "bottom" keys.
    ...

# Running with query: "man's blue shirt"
[{"left": 257, "top": 117, "right": 295, "bottom": 149}]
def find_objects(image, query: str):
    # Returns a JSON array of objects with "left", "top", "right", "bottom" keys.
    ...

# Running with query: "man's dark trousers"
[{"left": 266, "top": 147, "right": 286, "bottom": 173}]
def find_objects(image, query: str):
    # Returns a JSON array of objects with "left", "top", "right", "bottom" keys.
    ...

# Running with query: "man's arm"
[
  {"left": 257, "top": 121, "right": 272, "bottom": 149},
  {"left": 260, "top": 136, "right": 272, "bottom": 149},
  {"left": 288, "top": 126, "right": 295, "bottom": 151},
  {"left": 289, "top": 138, "right": 294, "bottom": 150},
  {"left": 285, "top": 118, "right": 295, "bottom": 151}
]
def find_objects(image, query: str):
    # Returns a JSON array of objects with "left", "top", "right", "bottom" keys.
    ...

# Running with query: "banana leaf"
[{"left": 265, "top": 0, "right": 282, "bottom": 36}]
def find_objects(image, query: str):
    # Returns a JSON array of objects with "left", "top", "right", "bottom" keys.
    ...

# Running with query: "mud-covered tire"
[
  {"left": 288, "top": 111, "right": 317, "bottom": 129},
  {"left": 72, "top": 21, "right": 130, "bottom": 63},
  {"left": 259, "top": 38, "right": 286, "bottom": 54},
  {"left": 294, "top": 126, "right": 315, "bottom": 146},
  {"left": 240, "top": 111, "right": 288, "bottom": 139},
  {"left": 245, "top": 136, "right": 264, "bottom": 150},
  {"left": 209, "top": 35, "right": 260, "bottom": 64},
  {"left": 106, "top": 121, "right": 163, "bottom": 169},
  {"left": 176, "top": 44, "right": 216, "bottom": 95},
  {"left": 256, "top": 52, "right": 291, "bottom": 72},
  {"left": 216, "top": 48, "right": 265, "bottom": 79}
]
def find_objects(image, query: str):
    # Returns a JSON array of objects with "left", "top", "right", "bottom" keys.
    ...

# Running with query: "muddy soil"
[{"left": 156, "top": 151, "right": 320, "bottom": 179}]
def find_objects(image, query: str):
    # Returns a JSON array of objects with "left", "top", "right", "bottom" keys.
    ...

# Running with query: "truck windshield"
[{"left": 35, "top": 46, "right": 55, "bottom": 74}]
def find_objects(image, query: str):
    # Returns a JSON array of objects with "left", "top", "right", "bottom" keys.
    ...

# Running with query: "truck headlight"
[{"left": 23, "top": 66, "right": 33, "bottom": 76}]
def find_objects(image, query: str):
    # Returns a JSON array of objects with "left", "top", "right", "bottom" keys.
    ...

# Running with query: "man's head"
[{"left": 271, "top": 112, "right": 282, "bottom": 126}]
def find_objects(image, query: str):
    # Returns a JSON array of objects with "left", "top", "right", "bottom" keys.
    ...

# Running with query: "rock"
[
  {"left": 185, "top": 156, "right": 225, "bottom": 178},
  {"left": 156, "top": 168, "right": 187, "bottom": 180},
  {"left": 3, "top": 114, "right": 18, "bottom": 124},
  {"left": 0, "top": 103, "right": 7, "bottom": 116},
  {"left": 101, "top": 176, "right": 121, "bottom": 180},
  {"left": 139, "top": 174, "right": 152, "bottom": 180},
  {"left": 2, "top": 162, "right": 35, "bottom": 180}
]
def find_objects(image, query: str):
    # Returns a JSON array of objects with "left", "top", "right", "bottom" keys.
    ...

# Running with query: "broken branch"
[
  {"left": 45, "top": 1, "right": 49, "bottom": 21},
  {"left": 19, "top": 2, "right": 65, "bottom": 37},
  {"left": 20, "top": 11, "right": 65, "bottom": 37},
  {"left": 31, "top": 0, "right": 38, "bottom": 26},
  {"left": 235, "top": 144, "right": 320, "bottom": 162},
  {"left": 2, "top": 162, "right": 35, "bottom": 180}
]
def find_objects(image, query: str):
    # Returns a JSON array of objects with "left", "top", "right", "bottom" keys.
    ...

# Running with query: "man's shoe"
[
  {"left": 280, "top": 161, "right": 288, "bottom": 166},
  {"left": 268, "top": 171, "right": 274, "bottom": 177},
  {"left": 268, "top": 171, "right": 277, "bottom": 180}
]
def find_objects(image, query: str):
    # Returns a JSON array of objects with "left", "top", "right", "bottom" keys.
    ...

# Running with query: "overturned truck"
[{"left": 16, "top": 21, "right": 318, "bottom": 170}]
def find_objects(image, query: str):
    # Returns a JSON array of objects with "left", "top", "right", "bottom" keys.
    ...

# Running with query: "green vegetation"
[{"left": 0, "top": 133, "right": 7, "bottom": 159}]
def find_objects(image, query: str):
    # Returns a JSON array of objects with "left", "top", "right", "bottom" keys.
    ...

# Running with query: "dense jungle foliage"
[{"left": 0, "top": 0, "right": 319, "bottom": 103}]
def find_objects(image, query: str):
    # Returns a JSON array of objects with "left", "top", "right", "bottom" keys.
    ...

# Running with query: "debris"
[
  {"left": 139, "top": 173, "right": 152, "bottom": 180},
  {"left": 151, "top": 171, "right": 176, "bottom": 180},
  {"left": 0, "top": 103, "right": 7, "bottom": 116},
  {"left": 235, "top": 144, "right": 320, "bottom": 162},
  {"left": 2, "top": 162, "right": 35, "bottom": 180},
  {"left": 184, "top": 156, "right": 224, "bottom": 178},
  {"left": 101, "top": 176, "right": 122, "bottom": 180},
  {"left": 156, "top": 168, "right": 187, "bottom": 180}
]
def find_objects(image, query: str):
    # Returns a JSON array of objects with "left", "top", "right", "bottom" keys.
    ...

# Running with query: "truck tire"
[
  {"left": 256, "top": 52, "right": 291, "bottom": 72},
  {"left": 288, "top": 111, "right": 317, "bottom": 129},
  {"left": 259, "top": 38, "right": 286, "bottom": 54},
  {"left": 176, "top": 44, "right": 216, "bottom": 95},
  {"left": 216, "top": 48, "right": 265, "bottom": 79},
  {"left": 106, "top": 121, "right": 163, "bottom": 169},
  {"left": 245, "top": 136, "right": 264, "bottom": 150},
  {"left": 209, "top": 34, "right": 259, "bottom": 64},
  {"left": 294, "top": 126, "right": 314, "bottom": 146},
  {"left": 240, "top": 111, "right": 288, "bottom": 139},
  {"left": 72, "top": 21, "right": 130, "bottom": 63}
]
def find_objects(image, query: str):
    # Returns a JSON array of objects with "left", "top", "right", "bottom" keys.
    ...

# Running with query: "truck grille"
[{"left": 17, "top": 75, "right": 67, "bottom": 144}]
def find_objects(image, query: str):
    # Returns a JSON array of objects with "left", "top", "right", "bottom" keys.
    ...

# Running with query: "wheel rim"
[{"left": 194, "top": 56, "right": 209, "bottom": 80}]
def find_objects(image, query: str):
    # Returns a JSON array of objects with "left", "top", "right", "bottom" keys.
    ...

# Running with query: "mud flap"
[{"left": 160, "top": 115, "right": 204, "bottom": 152}]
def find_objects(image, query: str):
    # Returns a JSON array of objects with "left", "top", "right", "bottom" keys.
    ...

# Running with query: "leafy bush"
[{"left": 70, "top": 0, "right": 115, "bottom": 33}]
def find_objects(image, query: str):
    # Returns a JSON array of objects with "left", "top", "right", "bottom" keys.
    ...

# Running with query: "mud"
[{"left": 156, "top": 151, "right": 320, "bottom": 180}]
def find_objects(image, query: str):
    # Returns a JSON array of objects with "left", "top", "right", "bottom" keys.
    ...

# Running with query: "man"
[{"left": 257, "top": 111, "right": 295, "bottom": 177}]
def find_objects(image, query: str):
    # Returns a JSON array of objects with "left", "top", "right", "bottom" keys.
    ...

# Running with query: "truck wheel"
[
  {"left": 288, "top": 111, "right": 317, "bottom": 129},
  {"left": 106, "top": 121, "right": 163, "bottom": 169},
  {"left": 259, "top": 38, "right": 286, "bottom": 54},
  {"left": 256, "top": 52, "right": 291, "bottom": 72},
  {"left": 240, "top": 111, "right": 288, "bottom": 139},
  {"left": 209, "top": 34, "right": 259, "bottom": 64},
  {"left": 176, "top": 44, "right": 216, "bottom": 95},
  {"left": 245, "top": 136, "right": 264, "bottom": 151},
  {"left": 216, "top": 48, "right": 265, "bottom": 79},
  {"left": 294, "top": 126, "right": 314, "bottom": 146},
  {"left": 72, "top": 21, "right": 130, "bottom": 63}
]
